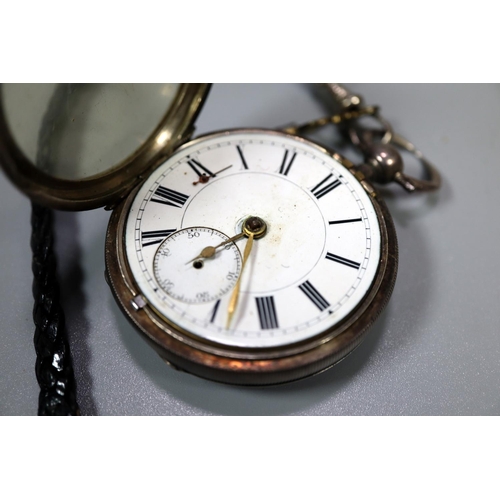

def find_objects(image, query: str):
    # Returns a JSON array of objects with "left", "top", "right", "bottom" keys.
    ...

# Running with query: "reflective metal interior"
[{"left": 1, "top": 83, "right": 180, "bottom": 180}]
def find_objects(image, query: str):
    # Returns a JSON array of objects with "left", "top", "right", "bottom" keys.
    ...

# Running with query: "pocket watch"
[{"left": 0, "top": 83, "right": 441, "bottom": 389}]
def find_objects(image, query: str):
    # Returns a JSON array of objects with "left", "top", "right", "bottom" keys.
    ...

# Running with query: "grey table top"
[{"left": 1, "top": 83, "right": 499, "bottom": 416}]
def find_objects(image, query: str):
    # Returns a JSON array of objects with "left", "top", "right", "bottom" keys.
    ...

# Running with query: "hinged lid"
[{"left": 0, "top": 83, "right": 210, "bottom": 210}]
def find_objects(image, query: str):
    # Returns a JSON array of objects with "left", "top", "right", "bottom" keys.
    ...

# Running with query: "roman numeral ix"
[
  {"left": 256, "top": 296, "right": 279, "bottom": 330},
  {"left": 311, "top": 174, "right": 341, "bottom": 199},
  {"left": 325, "top": 252, "right": 361, "bottom": 270},
  {"left": 151, "top": 186, "right": 189, "bottom": 208},
  {"left": 299, "top": 281, "right": 330, "bottom": 311},
  {"left": 141, "top": 229, "right": 177, "bottom": 247}
]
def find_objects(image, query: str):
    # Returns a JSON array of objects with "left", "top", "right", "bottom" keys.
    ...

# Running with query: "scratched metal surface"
[{"left": 1, "top": 83, "right": 499, "bottom": 415}]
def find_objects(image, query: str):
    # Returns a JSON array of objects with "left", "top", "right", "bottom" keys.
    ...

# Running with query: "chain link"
[
  {"left": 282, "top": 106, "right": 379, "bottom": 136},
  {"left": 283, "top": 84, "right": 441, "bottom": 193}
]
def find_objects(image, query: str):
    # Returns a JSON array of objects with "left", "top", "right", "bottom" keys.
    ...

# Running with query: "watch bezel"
[{"left": 105, "top": 128, "right": 398, "bottom": 385}]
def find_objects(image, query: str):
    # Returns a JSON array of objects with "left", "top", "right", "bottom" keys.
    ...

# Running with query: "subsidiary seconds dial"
[
  {"left": 153, "top": 227, "right": 242, "bottom": 304},
  {"left": 123, "top": 130, "right": 381, "bottom": 350}
]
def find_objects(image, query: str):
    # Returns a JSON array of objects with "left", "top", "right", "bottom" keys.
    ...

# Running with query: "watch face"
[{"left": 122, "top": 130, "right": 382, "bottom": 351}]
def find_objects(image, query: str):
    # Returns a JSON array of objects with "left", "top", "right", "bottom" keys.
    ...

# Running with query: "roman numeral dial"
[{"left": 124, "top": 130, "right": 382, "bottom": 351}]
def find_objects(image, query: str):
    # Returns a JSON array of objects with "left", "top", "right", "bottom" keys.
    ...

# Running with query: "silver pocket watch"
[{"left": 0, "top": 84, "right": 440, "bottom": 408}]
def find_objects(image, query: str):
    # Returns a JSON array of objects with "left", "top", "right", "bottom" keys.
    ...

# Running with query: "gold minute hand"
[
  {"left": 225, "top": 216, "right": 268, "bottom": 329},
  {"left": 226, "top": 233, "right": 254, "bottom": 329}
]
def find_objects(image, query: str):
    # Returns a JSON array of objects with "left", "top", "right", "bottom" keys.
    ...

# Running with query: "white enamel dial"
[{"left": 124, "top": 130, "right": 381, "bottom": 349}]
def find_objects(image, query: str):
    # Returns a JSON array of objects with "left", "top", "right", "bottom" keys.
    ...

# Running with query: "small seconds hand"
[{"left": 186, "top": 231, "right": 245, "bottom": 264}]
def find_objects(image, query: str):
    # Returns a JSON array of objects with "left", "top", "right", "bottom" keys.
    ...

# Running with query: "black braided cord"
[{"left": 31, "top": 203, "right": 80, "bottom": 416}]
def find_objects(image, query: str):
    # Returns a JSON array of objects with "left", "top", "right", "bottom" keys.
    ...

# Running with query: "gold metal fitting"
[{"left": 242, "top": 216, "right": 267, "bottom": 239}]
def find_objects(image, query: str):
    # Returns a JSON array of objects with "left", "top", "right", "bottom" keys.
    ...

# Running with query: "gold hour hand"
[
  {"left": 226, "top": 216, "right": 267, "bottom": 329},
  {"left": 226, "top": 233, "right": 254, "bottom": 329}
]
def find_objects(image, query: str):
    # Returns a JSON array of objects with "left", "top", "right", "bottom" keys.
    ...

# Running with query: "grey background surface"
[{"left": 1, "top": 83, "right": 499, "bottom": 416}]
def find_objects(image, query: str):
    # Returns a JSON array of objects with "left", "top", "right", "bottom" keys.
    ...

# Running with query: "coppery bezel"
[
  {"left": 0, "top": 83, "right": 210, "bottom": 211},
  {"left": 105, "top": 128, "right": 398, "bottom": 385}
]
